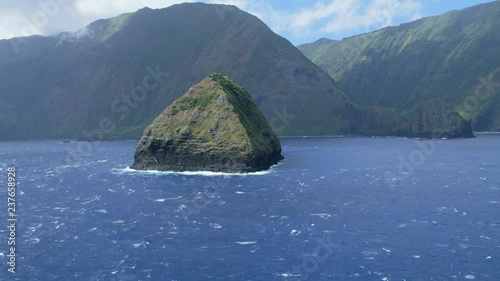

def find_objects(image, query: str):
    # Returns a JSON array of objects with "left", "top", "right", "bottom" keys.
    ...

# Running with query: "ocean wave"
[
  {"left": 236, "top": 241, "right": 257, "bottom": 245},
  {"left": 111, "top": 167, "right": 272, "bottom": 177}
]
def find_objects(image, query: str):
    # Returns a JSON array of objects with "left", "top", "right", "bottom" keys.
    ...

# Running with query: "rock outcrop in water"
[
  {"left": 409, "top": 99, "right": 474, "bottom": 138},
  {"left": 131, "top": 73, "right": 284, "bottom": 173}
]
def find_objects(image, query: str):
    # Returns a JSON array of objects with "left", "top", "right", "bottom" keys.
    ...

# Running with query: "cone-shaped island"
[{"left": 131, "top": 73, "right": 284, "bottom": 173}]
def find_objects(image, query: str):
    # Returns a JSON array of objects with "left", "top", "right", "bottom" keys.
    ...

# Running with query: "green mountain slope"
[
  {"left": 0, "top": 3, "right": 362, "bottom": 140},
  {"left": 298, "top": 1, "right": 500, "bottom": 131}
]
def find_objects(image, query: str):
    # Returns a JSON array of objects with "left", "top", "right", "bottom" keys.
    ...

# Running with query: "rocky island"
[
  {"left": 409, "top": 99, "right": 474, "bottom": 138},
  {"left": 131, "top": 73, "right": 284, "bottom": 173}
]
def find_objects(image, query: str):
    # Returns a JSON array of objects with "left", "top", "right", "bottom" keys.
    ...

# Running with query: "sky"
[{"left": 0, "top": 0, "right": 494, "bottom": 45}]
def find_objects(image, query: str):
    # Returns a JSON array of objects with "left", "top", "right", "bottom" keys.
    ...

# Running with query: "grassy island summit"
[{"left": 131, "top": 73, "right": 284, "bottom": 173}]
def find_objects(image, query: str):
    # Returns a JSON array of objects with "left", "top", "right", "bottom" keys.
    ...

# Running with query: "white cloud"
[{"left": 264, "top": 0, "right": 423, "bottom": 38}]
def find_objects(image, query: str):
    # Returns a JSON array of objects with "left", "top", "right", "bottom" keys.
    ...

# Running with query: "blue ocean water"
[{"left": 0, "top": 136, "right": 499, "bottom": 280}]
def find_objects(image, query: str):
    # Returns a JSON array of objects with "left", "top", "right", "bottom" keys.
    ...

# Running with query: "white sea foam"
[
  {"left": 53, "top": 207, "right": 68, "bottom": 212},
  {"left": 28, "top": 223, "right": 43, "bottom": 232},
  {"left": 464, "top": 275, "right": 476, "bottom": 279},
  {"left": 28, "top": 238, "right": 41, "bottom": 243},
  {"left": 236, "top": 241, "right": 257, "bottom": 245},
  {"left": 133, "top": 241, "right": 149, "bottom": 248},
  {"left": 112, "top": 167, "right": 272, "bottom": 177},
  {"left": 235, "top": 191, "right": 246, "bottom": 194},
  {"left": 279, "top": 273, "right": 301, "bottom": 278},
  {"left": 156, "top": 196, "right": 182, "bottom": 202},
  {"left": 309, "top": 213, "right": 331, "bottom": 219},
  {"left": 361, "top": 251, "right": 379, "bottom": 256},
  {"left": 96, "top": 209, "right": 108, "bottom": 214},
  {"left": 209, "top": 223, "right": 222, "bottom": 229}
]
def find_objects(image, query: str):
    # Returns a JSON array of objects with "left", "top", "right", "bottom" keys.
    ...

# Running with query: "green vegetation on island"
[{"left": 131, "top": 74, "right": 284, "bottom": 173}]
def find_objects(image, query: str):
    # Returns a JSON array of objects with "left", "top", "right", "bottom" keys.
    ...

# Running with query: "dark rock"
[
  {"left": 409, "top": 99, "right": 474, "bottom": 138},
  {"left": 131, "top": 73, "right": 284, "bottom": 173}
]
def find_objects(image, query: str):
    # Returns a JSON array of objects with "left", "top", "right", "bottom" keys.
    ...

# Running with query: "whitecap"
[
  {"left": 112, "top": 167, "right": 272, "bottom": 177},
  {"left": 413, "top": 255, "right": 421, "bottom": 259},
  {"left": 236, "top": 241, "right": 257, "bottom": 245},
  {"left": 464, "top": 275, "right": 475, "bottom": 279},
  {"left": 132, "top": 241, "right": 148, "bottom": 248},
  {"left": 28, "top": 238, "right": 41, "bottom": 243},
  {"left": 96, "top": 209, "right": 108, "bottom": 214},
  {"left": 209, "top": 223, "right": 222, "bottom": 229},
  {"left": 112, "top": 220, "right": 125, "bottom": 224},
  {"left": 290, "top": 229, "right": 300, "bottom": 236},
  {"left": 235, "top": 191, "right": 246, "bottom": 194},
  {"left": 89, "top": 227, "right": 97, "bottom": 232},
  {"left": 382, "top": 248, "right": 391, "bottom": 253},
  {"left": 155, "top": 199, "right": 167, "bottom": 202},
  {"left": 175, "top": 205, "right": 186, "bottom": 213},
  {"left": 361, "top": 251, "right": 379, "bottom": 256},
  {"left": 28, "top": 223, "right": 43, "bottom": 232},
  {"left": 309, "top": 213, "right": 331, "bottom": 219},
  {"left": 279, "top": 273, "right": 301, "bottom": 278},
  {"left": 53, "top": 207, "right": 68, "bottom": 212}
]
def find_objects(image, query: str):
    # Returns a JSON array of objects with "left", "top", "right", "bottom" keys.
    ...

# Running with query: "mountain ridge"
[
  {"left": 0, "top": 3, "right": 365, "bottom": 140},
  {"left": 298, "top": 1, "right": 500, "bottom": 132}
]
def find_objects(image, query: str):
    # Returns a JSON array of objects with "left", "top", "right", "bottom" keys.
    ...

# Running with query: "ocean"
[{"left": 0, "top": 135, "right": 499, "bottom": 280}]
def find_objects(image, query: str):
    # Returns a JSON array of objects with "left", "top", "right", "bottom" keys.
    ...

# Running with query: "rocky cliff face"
[
  {"left": 131, "top": 74, "right": 284, "bottom": 173},
  {"left": 410, "top": 99, "right": 474, "bottom": 138}
]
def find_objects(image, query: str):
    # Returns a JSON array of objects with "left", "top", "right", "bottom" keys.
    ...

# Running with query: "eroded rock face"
[
  {"left": 410, "top": 99, "right": 474, "bottom": 138},
  {"left": 131, "top": 73, "right": 284, "bottom": 173}
]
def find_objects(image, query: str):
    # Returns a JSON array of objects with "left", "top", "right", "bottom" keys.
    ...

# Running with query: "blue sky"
[
  {"left": 230, "top": 0, "right": 495, "bottom": 44},
  {"left": 0, "top": 0, "right": 494, "bottom": 45}
]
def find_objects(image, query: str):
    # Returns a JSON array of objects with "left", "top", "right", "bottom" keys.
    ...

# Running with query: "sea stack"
[
  {"left": 410, "top": 99, "right": 474, "bottom": 138},
  {"left": 131, "top": 73, "right": 284, "bottom": 173}
]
